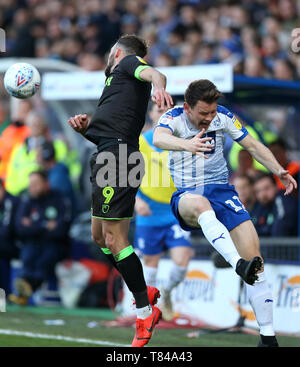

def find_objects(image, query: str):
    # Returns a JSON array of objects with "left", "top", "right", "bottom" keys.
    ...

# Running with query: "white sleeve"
[
  {"left": 223, "top": 110, "right": 248, "bottom": 142},
  {"left": 154, "top": 112, "right": 177, "bottom": 134}
]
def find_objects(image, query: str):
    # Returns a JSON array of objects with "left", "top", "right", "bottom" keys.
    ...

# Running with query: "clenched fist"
[{"left": 67, "top": 114, "right": 89, "bottom": 135}]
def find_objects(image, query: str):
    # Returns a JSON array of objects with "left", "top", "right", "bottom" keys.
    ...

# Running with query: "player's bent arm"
[
  {"left": 153, "top": 127, "right": 214, "bottom": 156},
  {"left": 239, "top": 134, "right": 297, "bottom": 195},
  {"left": 238, "top": 134, "right": 283, "bottom": 175},
  {"left": 153, "top": 127, "right": 190, "bottom": 151},
  {"left": 139, "top": 66, "right": 166, "bottom": 88},
  {"left": 139, "top": 67, "right": 173, "bottom": 109}
]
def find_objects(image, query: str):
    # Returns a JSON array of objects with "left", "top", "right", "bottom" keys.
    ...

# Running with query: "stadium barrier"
[{"left": 121, "top": 258, "right": 300, "bottom": 335}]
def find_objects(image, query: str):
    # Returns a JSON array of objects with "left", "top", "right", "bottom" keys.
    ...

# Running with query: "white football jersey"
[{"left": 155, "top": 105, "right": 248, "bottom": 189}]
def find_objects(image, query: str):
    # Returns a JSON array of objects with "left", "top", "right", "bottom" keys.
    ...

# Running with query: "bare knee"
[
  {"left": 179, "top": 195, "right": 212, "bottom": 227},
  {"left": 193, "top": 198, "right": 212, "bottom": 218},
  {"left": 91, "top": 228, "right": 105, "bottom": 248},
  {"left": 171, "top": 247, "right": 194, "bottom": 267},
  {"left": 102, "top": 225, "right": 128, "bottom": 254},
  {"left": 143, "top": 255, "right": 160, "bottom": 268}
]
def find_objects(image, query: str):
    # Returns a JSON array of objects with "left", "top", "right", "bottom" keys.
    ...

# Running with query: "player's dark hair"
[
  {"left": 29, "top": 170, "right": 48, "bottom": 181},
  {"left": 253, "top": 172, "right": 276, "bottom": 186},
  {"left": 184, "top": 79, "right": 223, "bottom": 107},
  {"left": 116, "top": 34, "right": 148, "bottom": 57}
]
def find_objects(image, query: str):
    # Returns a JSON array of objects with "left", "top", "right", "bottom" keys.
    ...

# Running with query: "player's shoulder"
[
  {"left": 119, "top": 54, "right": 148, "bottom": 68},
  {"left": 164, "top": 106, "right": 184, "bottom": 119},
  {"left": 216, "top": 104, "right": 234, "bottom": 119}
]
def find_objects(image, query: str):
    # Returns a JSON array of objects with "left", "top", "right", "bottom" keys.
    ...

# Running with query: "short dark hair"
[
  {"left": 116, "top": 34, "right": 148, "bottom": 57},
  {"left": 253, "top": 172, "right": 276, "bottom": 186},
  {"left": 184, "top": 79, "right": 223, "bottom": 107},
  {"left": 29, "top": 170, "right": 48, "bottom": 181}
]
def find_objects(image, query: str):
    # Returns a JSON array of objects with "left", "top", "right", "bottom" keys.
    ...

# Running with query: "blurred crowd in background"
[
  {"left": 0, "top": 0, "right": 300, "bottom": 307},
  {"left": 1, "top": 0, "right": 300, "bottom": 79}
]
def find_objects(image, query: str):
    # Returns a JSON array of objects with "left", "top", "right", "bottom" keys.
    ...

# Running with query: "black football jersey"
[{"left": 85, "top": 55, "right": 151, "bottom": 148}]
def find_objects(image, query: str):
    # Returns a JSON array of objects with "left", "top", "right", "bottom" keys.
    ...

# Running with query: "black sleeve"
[{"left": 118, "top": 55, "right": 150, "bottom": 79}]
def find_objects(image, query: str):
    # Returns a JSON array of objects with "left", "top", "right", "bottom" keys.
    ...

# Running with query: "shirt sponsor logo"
[
  {"left": 136, "top": 56, "right": 147, "bottom": 64},
  {"left": 233, "top": 117, "right": 242, "bottom": 130}
]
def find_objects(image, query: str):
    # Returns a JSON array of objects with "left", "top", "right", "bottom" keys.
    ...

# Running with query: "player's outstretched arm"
[
  {"left": 67, "top": 114, "right": 90, "bottom": 137},
  {"left": 138, "top": 67, "right": 173, "bottom": 110},
  {"left": 153, "top": 127, "right": 214, "bottom": 158},
  {"left": 238, "top": 134, "right": 297, "bottom": 195}
]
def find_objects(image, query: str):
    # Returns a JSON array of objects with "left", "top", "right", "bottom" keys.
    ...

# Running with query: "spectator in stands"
[
  {"left": 195, "top": 42, "right": 218, "bottom": 65},
  {"left": 0, "top": 100, "right": 32, "bottom": 181},
  {"left": 261, "top": 35, "right": 287, "bottom": 72},
  {"left": 243, "top": 57, "right": 268, "bottom": 78},
  {"left": 250, "top": 172, "right": 298, "bottom": 237},
  {"left": 1, "top": 0, "right": 300, "bottom": 79},
  {"left": 230, "top": 149, "right": 261, "bottom": 182},
  {"left": 9, "top": 171, "right": 72, "bottom": 306},
  {"left": 37, "top": 141, "right": 77, "bottom": 219},
  {"left": 272, "top": 59, "right": 295, "bottom": 81},
  {"left": 232, "top": 174, "right": 256, "bottom": 212},
  {"left": 5, "top": 112, "right": 68, "bottom": 196},
  {"left": 268, "top": 139, "right": 300, "bottom": 197}
]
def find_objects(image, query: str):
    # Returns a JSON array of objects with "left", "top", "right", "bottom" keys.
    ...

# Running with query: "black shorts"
[{"left": 90, "top": 141, "right": 144, "bottom": 219}]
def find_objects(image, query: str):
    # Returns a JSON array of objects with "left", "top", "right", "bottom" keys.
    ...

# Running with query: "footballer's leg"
[
  {"left": 178, "top": 194, "right": 262, "bottom": 284},
  {"left": 101, "top": 219, "right": 161, "bottom": 347},
  {"left": 91, "top": 216, "right": 118, "bottom": 269},
  {"left": 143, "top": 253, "right": 161, "bottom": 287},
  {"left": 160, "top": 246, "right": 193, "bottom": 321},
  {"left": 230, "top": 220, "right": 278, "bottom": 347},
  {"left": 178, "top": 194, "right": 242, "bottom": 268}
]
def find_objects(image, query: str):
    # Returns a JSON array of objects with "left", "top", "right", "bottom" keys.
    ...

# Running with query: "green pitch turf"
[{"left": 0, "top": 305, "right": 299, "bottom": 347}]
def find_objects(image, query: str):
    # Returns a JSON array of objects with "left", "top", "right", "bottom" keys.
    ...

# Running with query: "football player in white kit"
[{"left": 153, "top": 79, "right": 297, "bottom": 347}]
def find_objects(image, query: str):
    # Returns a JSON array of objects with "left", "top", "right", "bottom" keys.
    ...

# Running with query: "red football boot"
[
  {"left": 133, "top": 285, "right": 160, "bottom": 306},
  {"left": 131, "top": 305, "right": 162, "bottom": 347}
]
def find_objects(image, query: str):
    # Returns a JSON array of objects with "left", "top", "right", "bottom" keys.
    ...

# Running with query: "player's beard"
[
  {"left": 104, "top": 62, "right": 112, "bottom": 77},
  {"left": 105, "top": 54, "right": 115, "bottom": 77}
]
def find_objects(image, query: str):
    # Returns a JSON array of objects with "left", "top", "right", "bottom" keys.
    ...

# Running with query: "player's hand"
[
  {"left": 135, "top": 197, "right": 152, "bottom": 216},
  {"left": 277, "top": 169, "right": 297, "bottom": 195},
  {"left": 187, "top": 129, "right": 215, "bottom": 159},
  {"left": 68, "top": 114, "right": 89, "bottom": 134},
  {"left": 152, "top": 88, "right": 173, "bottom": 110}
]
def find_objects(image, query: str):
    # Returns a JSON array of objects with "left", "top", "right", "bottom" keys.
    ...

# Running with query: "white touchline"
[{"left": 0, "top": 329, "right": 131, "bottom": 347}]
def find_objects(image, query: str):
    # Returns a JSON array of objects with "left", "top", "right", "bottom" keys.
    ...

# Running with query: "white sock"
[
  {"left": 164, "top": 263, "right": 187, "bottom": 292},
  {"left": 198, "top": 210, "right": 241, "bottom": 269},
  {"left": 136, "top": 304, "right": 152, "bottom": 319},
  {"left": 246, "top": 271, "right": 275, "bottom": 336},
  {"left": 143, "top": 265, "right": 158, "bottom": 287}
]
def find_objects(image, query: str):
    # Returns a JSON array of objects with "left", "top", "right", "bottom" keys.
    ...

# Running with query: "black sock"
[
  {"left": 114, "top": 246, "right": 149, "bottom": 308},
  {"left": 100, "top": 248, "right": 119, "bottom": 269}
]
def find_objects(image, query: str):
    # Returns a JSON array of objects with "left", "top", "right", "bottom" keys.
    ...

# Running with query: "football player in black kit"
[{"left": 68, "top": 34, "right": 173, "bottom": 347}]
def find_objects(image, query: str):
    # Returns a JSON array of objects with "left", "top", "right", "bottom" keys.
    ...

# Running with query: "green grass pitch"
[{"left": 0, "top": 305, "right": 299, "bottom": 347}]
